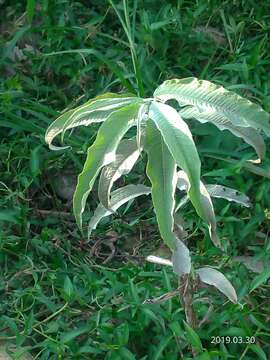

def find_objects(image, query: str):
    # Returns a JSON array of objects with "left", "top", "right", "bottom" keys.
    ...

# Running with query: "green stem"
[{"left": 110, "top": 0, "right": 144, "bottom": 97}]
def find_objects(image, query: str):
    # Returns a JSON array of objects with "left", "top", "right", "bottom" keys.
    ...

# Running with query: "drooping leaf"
[
  {"left": 61, "top": 94, "right": 138, "bottom": 139},
  {"left": 176, "top": 171, "right": 220, "bottom": 248},
  {"left": 205, "top": 184, "right": 251, "bottom": 207},
  {"left": 176, "top": 183, "right": 251, "bottom": 211},
  {"left": 45, "top": 93, "right": 138, "bottom": 150},
  {"left": 196, "top": 267, "right": 238, "bottom": 303},
  {"left": 98, "top": 138, "right": 141, "bottom": 210},
  {"left": 171, "top": 238, "right": 191, "bottom": 275},
  {"left": 154, "top": 77, "right": 270, "bottom": 136},
  {"left": 180, "top": 106, "right": 266, "bottom": 161},
  {"left": 148, "top": 101, "right": 204, "bottom": 220},
  {"left": 144, "top": 120, "right": 178, "bottom": 250},
  {"left": 88, "top": 184, "right": 150, "bottom": 239},
  {"left": 73, "top": 103, "right": 141, "bottom": 229}
]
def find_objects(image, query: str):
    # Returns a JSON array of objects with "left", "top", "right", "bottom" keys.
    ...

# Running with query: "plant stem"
[
  {"left": 179, "top": 274, "right": 197, "bottom": 328},
  {"left": 179, "top": 274, "right": 198, "bottom": 357}
]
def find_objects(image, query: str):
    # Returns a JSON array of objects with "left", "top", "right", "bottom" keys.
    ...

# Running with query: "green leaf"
[
  {"left": 30, "top": 145, "right": 42, "bottom": 177},
  {"left": 115, "top": 322, "right": 129, "bottom": 346},
  {"left": 249, "top": 344, "right": 268, "bottom": 360},
  {"left": 154, "top": 77, "right": 270, "bottom": 136},
  {"left": 176, "top": 171, "right": 220, "bottom": 248},
  {"left": 88, "top": 184, "right": 150, "bottom": 238},
  {"left": 171, "top": 238, "right": 191, "bottom": 275},
  {"left": 73, "top": 103, "right": 141, "bottom": 229},
  {"left": 61, "top": 326, "right": 89, "bottom": 344},
  {"left": 98, "top": 138, "right": 140, "bottom": 210},
  {"left": 148, "top": 101, "right": 203, "bottom": 221},
  {"left": 0, "top": 210, "right": 20, "bottom": 223},
  {"left": 26, "top": 0, "right": 36, "bottom": 22},
  {"left": 196, "top": 267, "right": 238, "bottom": 303},
  {"left": 45, "top": 93, "right": 138, "bottom": 150},
  {"left": 204, "top": 154, "right": 270, "bottom": 179},
  {"left": 249, "top": 268, "right": 270, "bottom": 293},
  {"left": 144, "top": 120, "right": 178, "bottom": 250},
  {"left": 183, "top": 320, "right": 203, "bottom": 352},
  {"left": 180, "top": 106, "right": 266, "bottom": 161},
  {"left": 63, "top": 276, "right": 74, "bottom": 299},
  {"left": 152, "top": 335, "right": 174, "bottom": 360}
]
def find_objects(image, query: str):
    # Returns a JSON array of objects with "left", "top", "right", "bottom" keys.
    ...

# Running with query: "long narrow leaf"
[
  {"left": 180, "top": 106, "right": 266, "bottom": 161},
  {"left": 176, "top": 171, "right": 220, "bottom": 248},
  {"left": 45, "top": 94, "right": 138, "bottom": 150},
  {"left": 98, "top": 138, "right": 141, "bottom": 210},
  {"left": 176, "top": 183, "right": 251, "bottom": 210},
  {"left": 73, "top": 103, "right": 141, "bottom": 229},
  {"left": 206, "top": 184, "right": 251, "bottom": 207},
  {"left": 144, "top": 120, "right": 178, "bottom": 250},
  {"left": 154, "top": 77, "right": 270, "bottom": 136},
  {"left": 148, "top": 101, "right": 204, "bottom": 220},
  {"left": 196, "top": 267, "right": 238, "bottom": 303}
]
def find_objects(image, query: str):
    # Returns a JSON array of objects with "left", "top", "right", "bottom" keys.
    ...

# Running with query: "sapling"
[{"left": 45, "top": 77, "right": 269, "bottom": 337}]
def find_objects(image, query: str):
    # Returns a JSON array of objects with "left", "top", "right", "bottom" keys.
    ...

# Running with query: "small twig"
[
  {"left": 143, "top": 289, "right": 179, "bottom": 304},
  {"left": 34, "top": 209, "right": 73, "bottom": 218}
]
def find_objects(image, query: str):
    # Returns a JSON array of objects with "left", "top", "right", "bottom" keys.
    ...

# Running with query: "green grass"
[{"left": 1, "top": 0, "right": 270, "bottom": 359}]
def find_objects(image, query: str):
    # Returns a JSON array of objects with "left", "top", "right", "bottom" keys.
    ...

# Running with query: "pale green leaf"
[
  {"left": 180, "top": 106, "right": 266, "bottom": 161},
  {"left": 176, "top": 183, "right": 251, "bottom": 211},
  {"left": 206, "top": 184, "right": 251, "bottom": 207},
  {"left": 196, "top": 267, "right": 238, "bottom": 303},
  {"left": 176, "top": 171, "right": 220, "bottom": 248},
  {"left": 98, "top": 138, "right": 140, "bottom": 210},
  {"left": 144, "top": 120, "right": 178, "bottom": 250},
  {"left": 171, "top": 238, "right": 191, "bottom": 275},
  {"left": 73, "top": 103, "right": 141, "bottom": 229},
  {"left": 88, "top": 184, "right": 150, "bottom": 239},
  {"left": 154, "top": 77, "right": 270, "bottom": 136},
  {"left": 148, "top": 101, "right": 204, "bottom": 220},
  {"left": 45, "top": 93, "right": 138, "bottom": 150}
]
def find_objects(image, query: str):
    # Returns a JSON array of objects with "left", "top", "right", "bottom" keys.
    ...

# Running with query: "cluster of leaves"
[
  {"left": 46, "top": 76, "right": 270, "bottom": 303},
  {"left": 1, "top": 0, "right": 270, "bottom": 359}
]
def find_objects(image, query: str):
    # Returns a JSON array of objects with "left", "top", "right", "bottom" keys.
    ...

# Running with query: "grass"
[{"left": 0, "top": 0, "right": 270, "bottom": 359}]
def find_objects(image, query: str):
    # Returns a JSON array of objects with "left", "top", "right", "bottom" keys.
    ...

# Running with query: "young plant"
[{"left": 45, "top": 77, "right": 269, "bottom": 327}]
